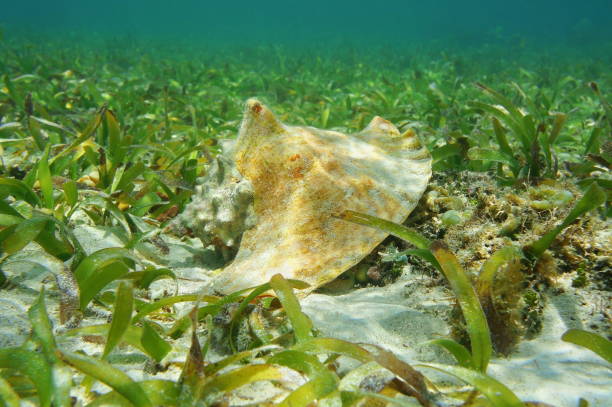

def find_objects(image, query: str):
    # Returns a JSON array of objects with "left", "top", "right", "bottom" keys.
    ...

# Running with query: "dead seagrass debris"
[{"left": 189, "top": 98, "right": 432, "bottom": 294}]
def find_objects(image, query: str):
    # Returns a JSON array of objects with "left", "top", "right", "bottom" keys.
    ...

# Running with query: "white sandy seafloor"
[
  {"left": 1, "top": 225, "right": 610, "bottom": 407},
  {"left": 302, "top": 272, "right": 612, "bottom": 407}
]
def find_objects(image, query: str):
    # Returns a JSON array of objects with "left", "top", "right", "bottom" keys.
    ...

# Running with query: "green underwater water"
[
  {"left": 1, "top": 1, "right": 611, "bottom": 133},
  {"left": 2, "top": 0, "right": 612, "bottom": 46}
]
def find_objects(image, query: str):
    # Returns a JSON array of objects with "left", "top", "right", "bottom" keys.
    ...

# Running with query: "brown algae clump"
[{"left": 413, "top": 172, "right": 610, "bottom": 353}]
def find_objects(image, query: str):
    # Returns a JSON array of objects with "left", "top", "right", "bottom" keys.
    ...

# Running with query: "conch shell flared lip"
[{"left": 209, "top": 99, "right": 432, "bottom": 295}]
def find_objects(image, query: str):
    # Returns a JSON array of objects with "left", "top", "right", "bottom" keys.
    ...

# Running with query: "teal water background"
[{"left": 1, "top": 0, "right": 611, "bottom": 51}]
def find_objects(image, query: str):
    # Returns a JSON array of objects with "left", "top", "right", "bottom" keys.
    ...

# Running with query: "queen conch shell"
[{"left": 209, "top": 99, "right": 432, "bottom": 294}]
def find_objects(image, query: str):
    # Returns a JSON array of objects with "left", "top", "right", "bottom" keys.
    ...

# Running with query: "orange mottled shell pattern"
[{"left": 210, "top": 99, "right": 432, "bottom": 294}]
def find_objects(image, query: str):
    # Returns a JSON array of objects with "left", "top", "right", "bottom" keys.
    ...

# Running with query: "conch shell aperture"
[{"left": 208, "top": 99, "right": 432, "bottom": 294}]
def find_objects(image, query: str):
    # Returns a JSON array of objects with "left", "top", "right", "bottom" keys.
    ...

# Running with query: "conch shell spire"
[{"left": 363, "top": 116, "right": 400, "bottom": 136}]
